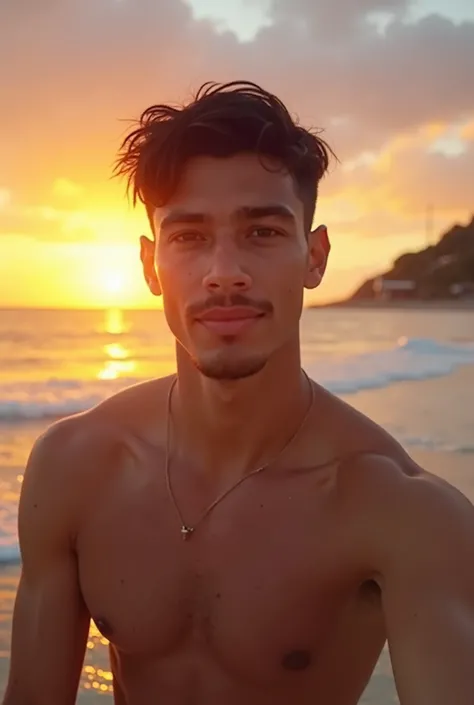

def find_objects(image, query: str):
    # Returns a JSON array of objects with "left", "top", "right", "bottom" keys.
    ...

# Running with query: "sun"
[{"left": 102, "top": 271, "right": 125, "bottom": 296}]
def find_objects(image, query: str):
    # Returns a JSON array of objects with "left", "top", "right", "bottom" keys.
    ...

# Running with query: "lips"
[{"left": 197, "top": 307, "right": 264, "bottom": 336}]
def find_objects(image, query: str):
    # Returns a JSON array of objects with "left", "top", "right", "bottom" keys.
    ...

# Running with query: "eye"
[
  {"left": 248, "top": 227, "right": 282, "bottom": 239},
  {"left": 171, "top": 231, "right": 206, "bottom": 244}
]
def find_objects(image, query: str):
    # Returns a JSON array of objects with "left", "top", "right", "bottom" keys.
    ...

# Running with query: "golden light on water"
[
  {"left": 103, "top": 308, "right": 127, "bottom": 335},
  {"left": 104, "top": 343, "right": 129, "bottom": 360},
  {"left": 83, "top": 623, "right": 113, "bottom": 691},
  {"left": 98, "top": 341, "right": 136, "bottom": 380}
]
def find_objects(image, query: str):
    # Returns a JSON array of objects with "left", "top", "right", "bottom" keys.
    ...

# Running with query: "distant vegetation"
[{"left": 349, "top": 215, "right": 474, "bottom": 301}]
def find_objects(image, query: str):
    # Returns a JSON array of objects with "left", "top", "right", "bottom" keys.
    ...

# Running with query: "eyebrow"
[
  {"left": 237, "top": 205, "right": 296, "bottom": 221},
  {"left": 159, "top": 204, "right": 296, "bottom": 230}
]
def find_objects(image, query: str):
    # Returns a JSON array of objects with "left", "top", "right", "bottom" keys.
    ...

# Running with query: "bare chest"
[{"left": 77, "top": 468, "right": 384, "bottom": 688}]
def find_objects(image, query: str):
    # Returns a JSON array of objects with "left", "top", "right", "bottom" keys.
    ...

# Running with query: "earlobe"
[
  {"left": 304, "top": 225, "right": 329, "bottom": 290},
  {"left": 147, "top": 276, "right": 161, "bottom": 296},
  {"left": 140, "top": 234, "right": 162, "bottom": 297}
]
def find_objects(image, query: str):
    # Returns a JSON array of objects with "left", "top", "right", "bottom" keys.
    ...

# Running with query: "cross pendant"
[{"left": 181, "top": 525, "right": 194, "bottom": 540}]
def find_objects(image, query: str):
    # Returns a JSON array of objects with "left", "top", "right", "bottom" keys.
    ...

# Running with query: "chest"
[{"left": 76, "top": 469, "right": 373, "bottom": 676}]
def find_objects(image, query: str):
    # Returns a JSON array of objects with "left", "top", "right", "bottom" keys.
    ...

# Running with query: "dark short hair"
[{"left": 114, "top": 81, "right": 335, "bottom": 233}]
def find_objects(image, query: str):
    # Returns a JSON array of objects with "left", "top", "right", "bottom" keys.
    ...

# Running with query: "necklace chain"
[{"left": 165, "top": 372, "right": 314, "bottom": 541}]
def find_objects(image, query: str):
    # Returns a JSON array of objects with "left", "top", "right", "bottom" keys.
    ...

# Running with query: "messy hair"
[{"left": 114, "top": 81, "right": 335, "bottom": 233}]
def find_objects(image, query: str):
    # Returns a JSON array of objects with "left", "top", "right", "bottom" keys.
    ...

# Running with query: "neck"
[{"left": 170, "top": 342, "right": 312, "bottom": 482}]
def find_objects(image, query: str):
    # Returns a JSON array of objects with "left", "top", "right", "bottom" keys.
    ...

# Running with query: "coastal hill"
[{"left": 346, "top": 215, "right": 474, "bottom": 302}]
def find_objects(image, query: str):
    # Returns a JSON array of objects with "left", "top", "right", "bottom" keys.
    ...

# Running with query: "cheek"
[
  {"left": 158, "top": 261, "right": 195, "bottom": 300},
  {"left": 271, "top": 259, "right": 306, "bottom": 314},
  {"left": 272, "top": 255, "right": 307, "bottom": 293}
]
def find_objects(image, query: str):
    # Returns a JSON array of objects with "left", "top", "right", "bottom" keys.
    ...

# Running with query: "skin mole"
[{"left": 281, "top": 649, "right": 312, "bottom": 671}]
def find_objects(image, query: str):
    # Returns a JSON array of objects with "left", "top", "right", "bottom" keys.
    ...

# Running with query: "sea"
[{"left": 0, "top": 305, "right": 473, "bottom": 702}]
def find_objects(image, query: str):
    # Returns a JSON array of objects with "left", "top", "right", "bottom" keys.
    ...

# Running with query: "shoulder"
[
  {"left": 339, "top": 452, "right": 474, "bottom": 587},
  {"left": 29, "top": 374, "right": 174, "bottom": 467},
  {"left": 20, "top": 375, "right": 174, "bottom": 533},
  {"left": 309, "top": 384, "right": 474, "bottom": 571},
  {"left": 308, "top": 381, "right": 412, "bottom": 466}
]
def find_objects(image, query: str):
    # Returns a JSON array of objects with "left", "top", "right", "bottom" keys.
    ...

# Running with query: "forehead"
[{"left": 153, "top": 153, "right": 303, "bottom": 225}]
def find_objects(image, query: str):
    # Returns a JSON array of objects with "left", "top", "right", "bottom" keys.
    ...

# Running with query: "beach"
[{"left": 0, "top": 306, "right": 473, "bottom": 703}]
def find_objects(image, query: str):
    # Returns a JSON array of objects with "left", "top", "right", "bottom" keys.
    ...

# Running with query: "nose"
[{"left": 202, "top": 245, "right": 252, "bottom": 294}]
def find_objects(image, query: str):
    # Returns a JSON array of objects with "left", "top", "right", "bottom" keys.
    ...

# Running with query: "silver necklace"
[{"left": 165, "top": 372, "right": 314, "bottom": 541}]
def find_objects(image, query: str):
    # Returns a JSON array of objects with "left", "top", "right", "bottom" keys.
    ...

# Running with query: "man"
[{"left": 4, "top": 81, "right": 474, "bottom": 705}]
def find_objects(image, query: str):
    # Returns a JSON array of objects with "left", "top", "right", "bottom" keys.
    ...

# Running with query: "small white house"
[{"left": 373, "top": 277, "right": 416, "bottom": 301}]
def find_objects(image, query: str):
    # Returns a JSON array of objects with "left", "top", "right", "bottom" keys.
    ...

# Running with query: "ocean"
[{"left": 0, "top": 305, "right": 473, "bottom": 702}]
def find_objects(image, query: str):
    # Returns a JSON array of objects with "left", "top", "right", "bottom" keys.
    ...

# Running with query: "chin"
[{"left": 193, "top": 351, "right": 269, "bottom": 381}]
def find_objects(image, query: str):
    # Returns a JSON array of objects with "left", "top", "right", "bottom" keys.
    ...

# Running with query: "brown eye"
[
  {"left": 172, "top": 232, "right": 205, "bottom": 243},
  {"left": 249, "top": 227, "right": 281, "bottom": 239}
]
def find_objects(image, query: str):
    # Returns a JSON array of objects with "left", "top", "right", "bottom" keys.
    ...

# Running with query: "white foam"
[
  {"left": 304, "top": 337, "right": 474, "bottom": 395},
  {"left": 0, "top": 501, "right": 21, "bottom": 565},
  {"left": 0, "top": 377, "right": 141, "bottom": 421}
]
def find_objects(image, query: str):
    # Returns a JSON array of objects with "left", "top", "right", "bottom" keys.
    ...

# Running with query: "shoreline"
[{"left": 313, "top": 298, "right": 474, "bottom": 311}]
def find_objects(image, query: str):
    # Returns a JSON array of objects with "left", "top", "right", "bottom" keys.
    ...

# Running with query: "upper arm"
[
  {"left": 371, "top": 459, "right": 474, "bottom": 705},
  {"left": 3, "top": 423, "right": 91, "bottom": 705}
]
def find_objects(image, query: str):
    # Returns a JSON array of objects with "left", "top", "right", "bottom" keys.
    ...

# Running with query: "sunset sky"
[{"left": 1, "top": 0, "right": 473, "bottom": 309}]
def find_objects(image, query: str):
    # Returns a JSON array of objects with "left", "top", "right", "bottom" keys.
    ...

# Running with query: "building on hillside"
[
  {"left": 449, "top": 282, "right": 474, "bottom": 299},
  {"left": 373, "top": 277, "right": 417, "bottom": 301}
]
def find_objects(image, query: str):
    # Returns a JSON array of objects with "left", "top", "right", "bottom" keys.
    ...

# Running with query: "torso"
[{"left": 70, "top": 376, "right": 413, "bottom": 705}]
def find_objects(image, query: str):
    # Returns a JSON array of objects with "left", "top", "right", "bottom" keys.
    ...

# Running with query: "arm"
[
  {"left": 3, "top": 423, "right": 91, "bottom": 705},
  {"left": 377, "top": 464, "right": 474, "bottom": 705}
]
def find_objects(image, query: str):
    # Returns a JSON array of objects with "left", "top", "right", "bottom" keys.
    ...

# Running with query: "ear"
[
  {"left": 140, "top": 235, "right": 161, "bottom": 296},
  {"left": 304, "top": 225, "right": 330, "bottom": 290}
]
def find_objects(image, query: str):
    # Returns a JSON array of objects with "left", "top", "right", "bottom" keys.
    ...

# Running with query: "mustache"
[{"left": 187, "top": 294, "right": 274, "bottom": 319}]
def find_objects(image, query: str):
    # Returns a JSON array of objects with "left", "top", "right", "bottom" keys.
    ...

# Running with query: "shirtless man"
[{"left": 4, "top": 81, "right": 474, "bottom": 705}]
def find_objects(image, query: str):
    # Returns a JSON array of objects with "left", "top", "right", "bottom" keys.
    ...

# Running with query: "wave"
[
  {"left": 0, "top": 337, "right": 473, "bottom": 422},
  {"left": 0, "top": 545, "right": 20, "bottom": 565},
  {"left": 0, "top": 377, "right": 141, "bottom": 421},
  {"left": 305, "top": 336, "right": 474, "bottom": 395}
]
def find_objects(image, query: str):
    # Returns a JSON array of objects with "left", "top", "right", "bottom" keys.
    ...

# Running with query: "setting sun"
[{"left": 102, "top": 271, "right": 126, "bottom": 296}]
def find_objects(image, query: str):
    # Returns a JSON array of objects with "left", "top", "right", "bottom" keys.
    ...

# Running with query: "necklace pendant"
[{"left": 181, "top": 525, "right": 194, "bottom": 540}]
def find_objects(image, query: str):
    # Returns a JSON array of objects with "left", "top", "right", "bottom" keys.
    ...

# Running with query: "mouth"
[{"left": 196, "top": 307, "right": 266, "bottom": 336}]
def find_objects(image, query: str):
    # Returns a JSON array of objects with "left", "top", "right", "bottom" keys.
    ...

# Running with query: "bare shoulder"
[
  {"left": 310, "top": 382, "right": 474, "bottom": 572},
  {"left": 20, "top": 375, "right": 174, "bottom": 541},
  {"left": 337, "top": 451, "right": 474, "bottom": 587},
  {"left": 90, "top": 374, "right": 174, "bottom": 443},
  {"left": 32, "top": 374, "right": 173, "bottom": 468},
  {"left": 309, "top": 381, "right": 412, "bottom": 465}
]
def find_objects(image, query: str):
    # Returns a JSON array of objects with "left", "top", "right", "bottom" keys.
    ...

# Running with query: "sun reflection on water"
[
  {"left": 104, "top": 307, "right": 128, "bottom": 335},
  {"left": 83, "top": 622, "right": 113, "bottom": 694},
  {"left": 98, "top": 341, "right": 136, "bottom": 380},
  {"left": 97, "top": 310, "right": 136, "bottom": 380}
]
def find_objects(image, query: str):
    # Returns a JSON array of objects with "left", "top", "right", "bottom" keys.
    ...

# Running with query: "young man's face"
[{"left": 141, "top": 153, "right": 329, "bottom": 380}]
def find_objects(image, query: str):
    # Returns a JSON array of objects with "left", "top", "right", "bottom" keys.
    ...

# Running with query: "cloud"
[
  {"left": 52, "top": 178, "right": 85, "bottom": 201},
  {"left": 0, "top": 0, "right": 473, "bottom": 244},
  {"left": 322, "top": 125, "right": 474, "bottom": 217},
  {"left": 0, "top": 199, "right": 101, "bottom": 242},
  {"left": 0, "top": 189, "right": 12, "bottom": 210},
  {"left": 269, "top": 0, "right": 410, "bottom": 36}
]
